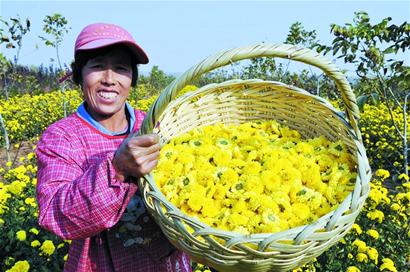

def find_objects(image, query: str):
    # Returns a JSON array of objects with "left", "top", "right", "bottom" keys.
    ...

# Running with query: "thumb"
[{"left": 131, "top": 134, "right": 159, "bottom": 147}]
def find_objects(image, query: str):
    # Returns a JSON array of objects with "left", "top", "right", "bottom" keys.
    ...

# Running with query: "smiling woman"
[
  {"left": 76, "top": 45, "right": 134, "bottom": 131},
  {"left": 35, "top": 23, "right": 190, "bottom": 272}
]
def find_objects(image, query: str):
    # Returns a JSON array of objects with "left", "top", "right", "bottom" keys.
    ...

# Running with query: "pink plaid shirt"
[{"left": 36, "top": 110, "right": 191, "bottom": 272}]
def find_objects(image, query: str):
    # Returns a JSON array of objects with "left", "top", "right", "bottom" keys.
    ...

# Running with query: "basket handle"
[{"left": 138, "top": 43, "right": 362, "bottom": 141}]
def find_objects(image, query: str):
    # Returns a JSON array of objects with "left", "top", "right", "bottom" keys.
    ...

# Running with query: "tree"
[
  {"left": 315, "top": 11, "right": 410, "bottom": 176},
  {"left": 138, "top": 65, "right": 175, "bottom": 93},
  {"left": 284, "top": 22, "right": 336, "bottom": 98},
  {"left": 38, "top": 14, "right": 71, "bottom": 117},
  {"left": 0, "top": 20, "right": 11, "bottom": 159},
  {"left": 241, "top": 56, "right": 277, "bottom": 80},
  {"left": 39, "top": 13, "right": 71, "bottom": 70},
  {"left": 242, "top": 23, "right": 321, "bottom": 92},
  {"left": 0, "top": 16, "right": 10, "bottom": 45},
  {"left": 285, "top": 21, "right": 318, "bottom": 49},
  {"left": 0, "top": 54, "right": 11, "bottom": 100},
  {"left": 0, "top": 15, "right": 31, "bottom": 65},
  {"left": 0, "top": 17, "right": 12, "bottom": 100},
  {"left": 315, "top": 11, "right": 409, "bottom": 101}
]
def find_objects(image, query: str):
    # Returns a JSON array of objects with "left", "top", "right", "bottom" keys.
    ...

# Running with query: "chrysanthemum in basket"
[
  {"left": 136, "top": 43, "right": 371, "bottom": 272},
  {"left": 153, "top": 120, "right": 357, "bottom": 236}
]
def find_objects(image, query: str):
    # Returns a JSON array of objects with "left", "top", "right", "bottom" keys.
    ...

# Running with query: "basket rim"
[
  {"left": 162, "top": 79, "right": 360, "bottom": 144},
  {"left": 138, "top": 43, "right": 362, "bottom": 145},
  {"left": 141, "top": 79, "right": 372, "bottom": 246}
]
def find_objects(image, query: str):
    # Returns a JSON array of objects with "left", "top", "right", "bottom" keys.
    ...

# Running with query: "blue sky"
[{"left": 1, "top": 0, "right": 409, "bottom": 75}]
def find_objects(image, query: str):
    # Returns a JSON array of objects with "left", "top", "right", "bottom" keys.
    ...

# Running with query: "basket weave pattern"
[{"left": 137, "top": 44, "right": 372, "bottom": 272}]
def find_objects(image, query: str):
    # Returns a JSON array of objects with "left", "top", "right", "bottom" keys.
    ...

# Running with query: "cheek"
[
  {"left": 119, "top": 73, "right": 133, "bottom": 88},
  {"left": 82, "top": 71, "right": 99, "bottom": 88},
  {"left": 81, "top": 81, "right": 93, "bottom": 100},
  {"left": 81, "top": 75, "right": 96, "bottom": 101}
]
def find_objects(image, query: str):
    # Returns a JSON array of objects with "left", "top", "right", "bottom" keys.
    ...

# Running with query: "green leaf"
[
  {"left": 333, "top": 44, "right": 341, "bottom": 55},
  {"left": 383, "top": 47, "right": 396, "bottom": 54},
  {"left": 370, "top": 92, "right": 380, "bottom": 104},
  {"left": 357, "top": 95, "right": 368, "bottom": 111}
]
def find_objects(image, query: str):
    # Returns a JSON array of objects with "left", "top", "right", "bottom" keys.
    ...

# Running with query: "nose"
[{"left": 101, "top": 68, "right": 115, "bottom": 86}]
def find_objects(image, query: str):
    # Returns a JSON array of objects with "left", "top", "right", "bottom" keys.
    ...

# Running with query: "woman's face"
[{"left": 81, "top": 47, "right": 133, "bottom": 121}]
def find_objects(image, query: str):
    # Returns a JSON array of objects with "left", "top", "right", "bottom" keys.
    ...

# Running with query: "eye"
[
  {"left": 85, "top": 57, "right": 103, "bottom": 68},
  {"left": 85, "top": 61, "right": 103, "bottom": 69},
  {"left": 116, "top": 65, "right": 131, "bottom": 72},
  {"left": 91, "top": 64, "right": 103, "bottom": 69}
]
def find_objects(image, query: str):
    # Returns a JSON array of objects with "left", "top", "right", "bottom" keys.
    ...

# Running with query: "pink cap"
[{"left": 74, "top": 23, "right": 148, "bottom": 64}]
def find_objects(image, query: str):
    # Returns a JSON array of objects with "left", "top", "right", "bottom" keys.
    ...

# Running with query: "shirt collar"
[{"left": 76, "top": 102, "right": 136, "bottom": 136}]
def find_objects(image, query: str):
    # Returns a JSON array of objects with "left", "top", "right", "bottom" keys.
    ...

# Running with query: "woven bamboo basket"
[{"left": 137, "top": 44, "right": 372, "bottom": 272}]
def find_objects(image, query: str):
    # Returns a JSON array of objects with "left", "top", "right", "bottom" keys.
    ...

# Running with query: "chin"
[{"left": 93, "top": 106, "right": 121, "bottom": 117}]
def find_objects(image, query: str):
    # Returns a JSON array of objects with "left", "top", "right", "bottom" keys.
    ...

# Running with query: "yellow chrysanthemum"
[
  {"left": 367, "top": 210, "right": 384, "bottom": 223},
  {"left": 39, "top": 240, "right": 55, "bottom": 256},
  {"left": 380, "top": 258, "right": 397, "bottom": 272},
  {"left": 154, "top": 120, "right": 356, "bottom": 235},
  {"left": 375, "top": 169, "right": 390, "bottom": 179},
  {"left": 366, "top": 229, "right": 379, "bottom": 240},
  {"left": 5, "top": 260, "right": 30, "bottom": 272},
  {"left": 366, "top": 246, "right": 378, "bottom": 264},
  {"left": 201, "top": 198, "right": 220, "bottom": 218},
  {"left": 24, "top": 197, "right": 37, "bottom": 208},
  {"left": 356, "top": 252, "right": 368, "bottom": 263},
  {"left": 16, "top": 230, "right": 26, "bottom": 241},
  {"left": 187, "top": 197, "right": 203, "bottom": 212},
  {"left": 351, "top": 223, "right": 362, "bottom": 235},
  {"left": 213, "top": 149, "right": 232, "bottom": 167},
  {"left": 346, "top": 266, "right": 361, "bottom": 272},
  {"left": 31, "top": 240, "right": 41, "bottom": 248},
  {"left": 352, "top": 239, "right": 367, "bottom": 253},
  {"left": 7, "top": 181, "right": 26, "bottom": 196}
]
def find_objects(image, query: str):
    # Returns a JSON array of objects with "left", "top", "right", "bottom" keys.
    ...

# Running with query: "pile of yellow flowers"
[{"left": 153, "top": 120, "right": 357, "bottom": 234}]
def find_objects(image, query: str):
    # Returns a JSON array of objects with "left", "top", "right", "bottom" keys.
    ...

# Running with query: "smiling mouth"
[{"left": 98, "top": 91, "right": 118, "bottom": 100}]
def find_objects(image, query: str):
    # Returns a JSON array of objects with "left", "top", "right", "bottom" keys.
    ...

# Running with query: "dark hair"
[{"left": 71, "top": 44, "right": 139, "bottom": 87}]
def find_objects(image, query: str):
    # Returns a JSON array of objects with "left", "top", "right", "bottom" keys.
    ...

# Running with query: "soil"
[{"left": 0, "top": 139, "right": 36, "bottom": 168}]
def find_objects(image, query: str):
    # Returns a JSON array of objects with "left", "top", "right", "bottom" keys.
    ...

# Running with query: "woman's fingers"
[
  {"left": 134, "top": 151, "right": 160, "bottom": 175},
  {"left": 128, "top": 142, "right": 160, "bottom": 160},
  {"left": 128, "top": 136, "right": 160, "bottom": 157},
  {"left": 129, "top": 133, "right": 159, "bottom": 147},
  {"left": 113, "top": 134, "right": 161, "bottom": 179},
  {"left": 133, "top": 150, "right": 160, "bottom": 168}
]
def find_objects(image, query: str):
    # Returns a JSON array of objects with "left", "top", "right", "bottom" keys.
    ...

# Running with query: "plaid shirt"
[{"left": 36, "top": 110, "right": 191, "bottom": 272}]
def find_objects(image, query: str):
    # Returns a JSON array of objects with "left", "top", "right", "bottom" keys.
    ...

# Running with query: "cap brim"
[{"left": 76, "top": 39, "right": 149, "bottom": 64}]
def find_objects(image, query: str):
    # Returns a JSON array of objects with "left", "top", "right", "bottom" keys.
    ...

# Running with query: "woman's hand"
[{"left": 112, "top": 134, "right": 160, "bottom": 181}]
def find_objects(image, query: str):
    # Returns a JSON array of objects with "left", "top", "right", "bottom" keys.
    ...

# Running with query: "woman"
[{"left": 36, "top": 23, "right": 191, "bottom": 272}]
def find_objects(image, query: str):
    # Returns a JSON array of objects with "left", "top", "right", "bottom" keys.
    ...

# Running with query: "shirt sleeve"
[{"left": 36, "top": 127, "right": 138, "bottom": 240}]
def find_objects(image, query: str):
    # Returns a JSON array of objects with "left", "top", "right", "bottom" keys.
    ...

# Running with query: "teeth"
[{"left": 99, "top": 92, "right": 117, "bottom": 99}]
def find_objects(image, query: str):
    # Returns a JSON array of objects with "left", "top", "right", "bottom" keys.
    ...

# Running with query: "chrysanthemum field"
[{"left": 0, "top": 89, "right": 409, "bottom": 272}]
